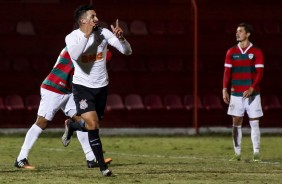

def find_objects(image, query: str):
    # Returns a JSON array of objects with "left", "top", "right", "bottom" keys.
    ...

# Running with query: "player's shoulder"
[
  {"left": 251, "top": 44, "right": 261, "bottom": 50},
  {"left": 226, "top": 45, "right": 237, "bottom": 54}
]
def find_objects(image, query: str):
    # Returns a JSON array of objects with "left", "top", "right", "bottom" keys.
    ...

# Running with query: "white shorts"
[
  {"left": 37, "top": 88, "right": 77, "bottom": 121},
  {"left": 227, "top": 95, "right": 263, "bottom": 118}
]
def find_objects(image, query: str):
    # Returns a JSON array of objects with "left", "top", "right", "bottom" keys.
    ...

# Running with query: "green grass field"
[{"left": 0, "top": 133, "right": 282, "bottom": 184}]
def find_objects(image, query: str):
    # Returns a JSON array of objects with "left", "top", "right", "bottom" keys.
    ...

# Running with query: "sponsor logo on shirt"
[{"left": 81, "top": 52, "right": 103, "bottom": 63}]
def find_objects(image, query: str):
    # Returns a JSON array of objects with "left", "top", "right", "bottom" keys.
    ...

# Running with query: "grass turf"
[{"left": 0, "top": 133, "right": 282, "bottom": 184}]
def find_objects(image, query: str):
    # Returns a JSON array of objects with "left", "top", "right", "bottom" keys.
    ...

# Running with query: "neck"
[{"left": 239, "top": 40, "right": 250, "bottom": 49}]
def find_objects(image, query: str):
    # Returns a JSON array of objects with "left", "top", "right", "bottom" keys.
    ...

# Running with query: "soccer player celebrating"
[
  {"left": 222, "top": 22, "right": 264, "bottom": 162},
  {"left": 14, "top": 48, "right": 112, "bottom": 170},
  {"left": 62, "top": 4, "right": 132, "bottom": 176}
]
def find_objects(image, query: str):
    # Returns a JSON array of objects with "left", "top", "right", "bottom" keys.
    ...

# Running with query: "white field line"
[{"left": 43, "top": 148, "right": 282, "bottom": 165}]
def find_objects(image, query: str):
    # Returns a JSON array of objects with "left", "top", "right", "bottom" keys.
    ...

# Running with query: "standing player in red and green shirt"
[
  {"left": 14, "top": 47, "right": 112, "bottom": 169},
  {"left": 222, "top": 22, "right": 264, "bottom": 162}
]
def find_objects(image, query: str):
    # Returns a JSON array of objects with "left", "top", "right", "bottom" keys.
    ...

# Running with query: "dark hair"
[
  {"left": 238, "top": 22, "right": 253, "bottom": 34},
  {"left": 74, "top": 5, "right": 94, "bottom": 24}
]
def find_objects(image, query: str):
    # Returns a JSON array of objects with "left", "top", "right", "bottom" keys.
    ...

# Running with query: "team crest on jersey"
[
  {"left": 79, "top": 99, "right": 88, "bottom": 110},
  {"left": 248, "top": 53, "right": 254, "bottom": 59}
]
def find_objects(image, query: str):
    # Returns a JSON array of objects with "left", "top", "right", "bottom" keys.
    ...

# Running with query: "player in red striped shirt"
[{"left": 222, "top": 22, "right": 264, "bottom": 162}]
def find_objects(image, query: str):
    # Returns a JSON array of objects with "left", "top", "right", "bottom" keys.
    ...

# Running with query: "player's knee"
[
  {"left": 35, "top": 116, "right": 49, "bottom": 129},
  {"left": 232, "top": 116, "right": 243, "bottom": 126}
]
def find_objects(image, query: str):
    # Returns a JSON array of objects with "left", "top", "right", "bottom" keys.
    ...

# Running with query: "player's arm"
[
  {"left": 106, "top": 19, "right": 132, "bottom": 55},
  {"left": 223, "top": 50, "right": 232, "bottom": 104},
  {"left": 251, "top": 49, "right": 264, "bottom": 89},
  {"left": 65, "top": 33, "right": 89, "bottom": 61},
  {"left": 243, "top": 49, "right": 264, "bottom": 98}
]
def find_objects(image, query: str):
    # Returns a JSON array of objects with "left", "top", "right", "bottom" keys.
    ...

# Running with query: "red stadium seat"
[
  {"left": 106, "top": 94, "right": 124, "bottom": 111},
  {"left": 0, "top": 97, "right": 6, "bottom": 110},
  {"left": 5, "top": 94, "right": 25, "bottom": 110},
  {"left": 167, "top": 21, "right": 186, "bottom": 35},
  {"left": 130, "top": 20, "right": 148, "bottom": 35},
  {"left": 149, "top": 21, "right": 167, "bottom": 35},
  {"left": 183, "top": 94, "right": 203, "bottom": 110},
  {"left": 262, "top": 94, "right": 281, "bottom": 110},
  {"left": 25, "top": 94, "right": 41, "bottom": 111},
  {"left": 144, "top": 94, "right": 164, "bottom": 110},
  {"left": 124, "top": 94, "right": 144, "bottom": 110},
  {"left": 202, "top": 94, "right": 224, "bottom": 110},
  {"left": 163, "top": 94, "right": 184, "bottom": 110}
]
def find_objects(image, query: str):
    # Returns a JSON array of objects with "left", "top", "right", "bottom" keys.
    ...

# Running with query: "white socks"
[
  {"left": 76, "top": 131, "right": 95, "bottom": 161},
  {"left": 17, "top": 124, "right": 43, "bottom": 161},
  {"left": 232, "top": 125, "right": 242, "bottom": 155},
  {"left": 249, "top": 120, "right": 260, "bottom": 154}
]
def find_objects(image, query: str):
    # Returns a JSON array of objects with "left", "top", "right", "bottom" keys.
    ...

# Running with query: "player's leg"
[
  {"left": 15, "top": 88, "right": 67, "bottom": 169},
  {"left": 227, "top": 95, "right": 245, "bottom": 161},
  {"left": 246, "top": 95, "right": 263, "bottom": 162},
  {"left": 15, "top": 116, "right": 46, "bottom": 169},
  {"left": 71, "top": 84, "right": 111, "bottom": 176},
  {"left": 230, "top": 116, "right": 243, "bottom": 161}
]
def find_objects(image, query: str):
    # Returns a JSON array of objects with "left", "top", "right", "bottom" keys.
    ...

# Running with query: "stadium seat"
[
  {"left": 25, "top": 94, "right": 41, "bottom": 111},
  {"left": 0, "top": 96, "right": 6, "bottom": 110},
  {"left": 262, "top": 94, "right": 281, "bottom": 110},
  {"left": 183, "top": 94, "right": 204, "bottom": 110},
  {"left": 144, "top": 94, "right": 164, "bottom": 110},
  {"left": 202, "top": 94, "right": 224, "bottom": 110},
  {"left": 130, "top": 20, "right": 148, "bottom": 35},
  {"left": 124, "top": 94, "right": 144, "bottom": 110},
  {"left": 16, "top": 20, "right": 36, "bottom": 36},
  {"left": 5, "top": 94, "right": 25, "bottom": 110},
  {"left": 106, "top": 94, "right": 124, "bottom": 111},
  {"left": 167, "top": 21, "right": 186, "bottom": 35},
  {"left": 163, "top": 94, "right": 184, "bottom": 110},
  {"left": 149, "top": 21, "right": 167, "bottom": 35}
]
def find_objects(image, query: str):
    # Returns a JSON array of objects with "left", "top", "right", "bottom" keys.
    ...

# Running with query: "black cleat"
[
  {"left": 14, "top": 158, "right": 35, "bottom": 169},
  {"left": 87, "top": 158, "right": 113, "bottom": 168}
]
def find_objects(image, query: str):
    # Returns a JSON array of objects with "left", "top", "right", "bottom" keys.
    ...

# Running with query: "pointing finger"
[
  {"left": 116, "top": 19, "right": 119, "bottom": 28},
  {"left": 110, "top": 25, "right": 115, "bottom": 31}
]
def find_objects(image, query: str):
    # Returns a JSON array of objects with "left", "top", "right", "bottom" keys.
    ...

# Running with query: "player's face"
[
  {"left": 81, "top": 10, "right": 99, "bottom": 28},
  {"left": 236, "top": 26, "right": 249, "bottom": 42}
]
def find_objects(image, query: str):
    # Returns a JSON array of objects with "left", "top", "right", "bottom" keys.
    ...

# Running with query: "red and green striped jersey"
[
  {"left": 41, "top": 47, "right": 74, "bottom": 94},
  {"left": 224, "top": 43, "right": 264, "bottom": 96}
]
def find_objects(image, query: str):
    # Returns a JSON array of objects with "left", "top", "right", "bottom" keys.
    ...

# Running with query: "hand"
[
  {"left": 111, "top": 19, "right": 124, "bottom": 39},
  {"left": 243, "top": 87, "right": 254, "bottom": 98},
  {"left": 223, "top": 89, "right": 230, "bottom": 104}
]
